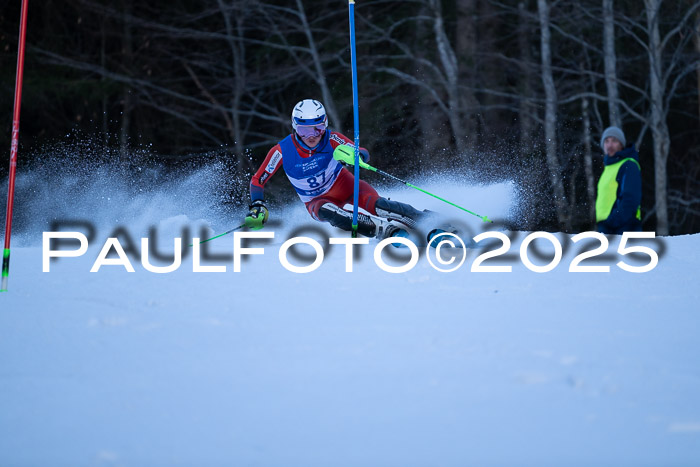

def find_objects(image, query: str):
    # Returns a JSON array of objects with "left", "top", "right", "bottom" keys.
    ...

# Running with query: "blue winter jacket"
[{"left": 596, "top": 145, "right": 642, "bottom": 234}]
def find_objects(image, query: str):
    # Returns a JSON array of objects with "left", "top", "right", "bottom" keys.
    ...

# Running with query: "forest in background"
[{"left": 1, "top": 0, "right": 699, "bottom": 234}]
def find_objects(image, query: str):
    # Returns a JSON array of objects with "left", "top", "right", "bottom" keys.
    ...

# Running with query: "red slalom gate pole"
[{"left": 2, "top": 0, "right": 29, "bottom": 292}]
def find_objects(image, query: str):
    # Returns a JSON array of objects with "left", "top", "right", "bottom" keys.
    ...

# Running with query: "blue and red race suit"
[{"left": 250, "top": 130, "right": 379, "bottom": 219}]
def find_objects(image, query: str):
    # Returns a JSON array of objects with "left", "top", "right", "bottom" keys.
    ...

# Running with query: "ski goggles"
[{"left": 296, "top": 124, "right": 327, "bottom": 138}]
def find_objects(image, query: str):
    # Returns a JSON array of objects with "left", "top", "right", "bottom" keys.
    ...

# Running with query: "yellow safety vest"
[{"left": 596, "top": 158, "right": 641, "bottom": 223}]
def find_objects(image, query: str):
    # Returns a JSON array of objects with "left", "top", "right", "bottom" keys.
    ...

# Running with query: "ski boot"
[
  {"left": 375, "top": 219, "right": 412, "bottom": 248},
  {"left": 374, "top": 197, "right": 424, "bottom": 228},
  {"left": 318, "top": 202, "right": 410, "bottom": 247},
  {"left": 427, "top": 226, "right": 460, "bottom": 248}
]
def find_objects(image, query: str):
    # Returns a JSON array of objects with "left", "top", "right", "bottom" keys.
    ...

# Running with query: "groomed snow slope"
[{"left": 1, "top": 177, "right": 699, "bottom": 466}]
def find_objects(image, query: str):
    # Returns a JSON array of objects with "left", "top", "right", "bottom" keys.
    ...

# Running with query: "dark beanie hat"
[{"left": 600, "top": 126, "right": 626, "bottom": 150}]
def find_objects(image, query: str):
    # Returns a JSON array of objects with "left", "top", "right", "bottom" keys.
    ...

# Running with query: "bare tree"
[
  {"left": 456, "top": 0, "right": 479, "bottom": 154},
  {"left": 293, "top": 0, "right": 342, "bottom": 131},
  {"left": 518, "top": 1, "right": 537, "bottom": 159},
  {"left": 631, "top": 0, "right": 700, "bottom": 234},
  {"left": 538, "top": 0, "right": 570, "bottom": 230},
  {"left": 14, "top": 0, "right": 700, "bottom": 234},
  {"left": 215, "top": 0, "right": 247, "bottom": 161},
  {"left": 602, "top": 0, "right": 622, "bottom": 127},
  {"left": 694, "top": 7, "right": 700, "bottom": 122},
  {"left": 644, "top": 0, "right": 671, "bottom": 234},
  {"left": 429, "top": 0, "right": 467, "bottom": 150},
  {"left": 581, "top": 97, "right": 596, "bottom": 228},
  {"left": 359, "top": 0, "right": 471, "bottom": 153}
]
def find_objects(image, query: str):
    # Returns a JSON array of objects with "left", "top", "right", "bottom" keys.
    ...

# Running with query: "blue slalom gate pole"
[{"left": 348, "top": 0, "right": 360, "bottom": 238}]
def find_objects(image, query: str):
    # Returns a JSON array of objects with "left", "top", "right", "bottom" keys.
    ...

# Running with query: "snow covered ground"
[{"left": 2, "top": 174, "right": 700, "bottom": 466}]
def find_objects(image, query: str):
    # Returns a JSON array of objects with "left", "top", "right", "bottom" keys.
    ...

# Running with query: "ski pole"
[
  {"left": 333, "top": 145, "right": 493, "bottom": 223},
  {"left": 188, "top": 223, "right": 245, "bottom": 247}
]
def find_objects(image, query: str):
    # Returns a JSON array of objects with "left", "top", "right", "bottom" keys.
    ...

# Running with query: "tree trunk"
[
  {"left": 296, "top": 0, "right": 342, "bottom": 132},
  {"left": 120, "top": 0, "right": 133, "bottom": 161},
  {"left": 456, "top": 0, "right": 478, "bottom": 155},
  {"left": 100, "top": 18, "right": 109, "bottom": 144},
  {"left": 412, "top": 2, "right": 444, "bottom": 155},
  {"left": 645, "top": 0, "right": 670, "bottom": 235},
  {"left": 602, "top": 0, "right": 621, "bottom": 127},
  {"left": 430, "top": 0, "right": 466, "bottom": 151},
  {"left": 218, "top": 0, "right": 250, "bottom": 168},
  {"left": 694, "top": 9, "right": 700, "bottom": 124},
  {"left": 582, "top": 97, "right": 596, "bottom": 229},
  {"left": 518, "top": 1, "right": 536, "bottom": 159},
  {"left": 538, "top": 0, "right": 570, "bottom": 231},
  {"left": 233, "top": 7, "right": 246, "bottom": 164}
]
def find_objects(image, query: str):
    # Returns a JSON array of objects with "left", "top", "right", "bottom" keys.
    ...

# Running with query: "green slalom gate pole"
[
  {"left": 2, "top": 0, "right": 30, "bottom": 292},
  {"left": 333, "top": 145, "right": 493, "bottom": 223}
]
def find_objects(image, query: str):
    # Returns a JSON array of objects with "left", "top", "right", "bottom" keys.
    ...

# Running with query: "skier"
[{"left": 245, "top": 99, "right": 429, "bottom": 240}]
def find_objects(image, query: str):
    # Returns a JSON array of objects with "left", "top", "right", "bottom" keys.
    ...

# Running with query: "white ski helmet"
[{"left": 291, "top": 99, "right": 328, "bottom": 131}]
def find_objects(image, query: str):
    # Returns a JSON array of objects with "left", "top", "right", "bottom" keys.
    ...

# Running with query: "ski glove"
[
  {"left": 333, "top": 145, "right": 371, "bottom": 168},
  {"left": 245, "top": 200, "right": 269, "bottom": 230},
  {"left": 359, "top": 148, "right": 370, "bottom": 163}
]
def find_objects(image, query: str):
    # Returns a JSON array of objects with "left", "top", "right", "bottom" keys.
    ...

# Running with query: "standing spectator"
[{"left": 596, "top": 126, "right": 642, "bottom": 234}]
